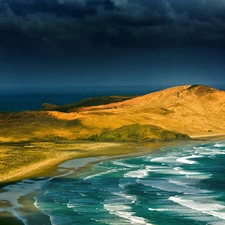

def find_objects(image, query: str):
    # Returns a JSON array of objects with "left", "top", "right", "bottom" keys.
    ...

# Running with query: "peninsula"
[{"left": 0, "top": 84, "right": 225, "bottom": 183}]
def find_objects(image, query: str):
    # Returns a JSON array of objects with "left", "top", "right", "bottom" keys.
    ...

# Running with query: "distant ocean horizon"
[
  {"left": 0, "top": 85, "right": 169, "bottom": 112},
  {"left": 0, "top": 84, "right": 224, "bottom": 112}
]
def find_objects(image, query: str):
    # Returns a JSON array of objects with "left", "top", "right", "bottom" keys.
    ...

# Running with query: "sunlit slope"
[
  {"left": 0, "top": 85, "right": 224, "bottom": 142},
  {"left": 69, "top": 84, "right": 225, "bottom": 137}
]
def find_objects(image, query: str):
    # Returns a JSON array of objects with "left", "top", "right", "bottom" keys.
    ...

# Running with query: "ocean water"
[
  {"left": 0, "top": 85, "right": 167, "bottom": 112},
  {"left": 1, "top": 140, "right": 225, "bottom": 225},
  {"left": 0, "top": 84, "right": 224, "bottom": 112}
]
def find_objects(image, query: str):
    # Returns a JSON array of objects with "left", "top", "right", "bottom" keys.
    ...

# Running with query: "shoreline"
[
  {"left": 0, "top": 141, "right": 125, "bottom": 185},
  {"left": 1, "top": 136, "right": 225, "bottom": 225},
  {"left": 0, "top": 141, "right": 166, "bottom": 225},
  {"left": 190, "top": 133, "right": 225, "bottom": 141},
  {"left": 1, "top": 135, "right": 225, "bottom": 185},
  {"left": 0, "top": 140, "right": 175, "bottom": 185}
]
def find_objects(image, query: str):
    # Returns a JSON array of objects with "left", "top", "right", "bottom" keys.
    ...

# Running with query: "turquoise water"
[
  {"left": 1, "top": 141, "right": 225, "bottom": 224},
  {"left": 33, "top": 141, "right": 225, "bottom": 225}
]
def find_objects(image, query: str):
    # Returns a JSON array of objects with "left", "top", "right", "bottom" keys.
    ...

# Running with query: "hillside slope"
[
  {"left": 88, "top": 124, "right": 190, "bottom": 142},
  {"left": 0, "top": 85, "right": 224, "bottom": 142},
  {"left": 70, "top": 84, "right": 225, "bottom": 137}
]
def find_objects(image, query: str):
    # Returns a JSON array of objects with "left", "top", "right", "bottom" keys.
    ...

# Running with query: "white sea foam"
[
  {"left": 186, "top": 173, "right": 212, "bottom": 181},
  {"left": 33, "top": 199, "right": 41, "bottom": 209},
  {"left": 33, "top": 197, "right": 55, "bottom": 225},
  {"left": 148, "top": 208, "right": 168, "bottom": 212},
  {"left": 150, "top": 156, "right": 177, "bottom": 163},
  {"left": 137, "top": 179, "right": 206, "bottom": 195},
  {"left": 83, "top": 169, "right": 117, "bottom": 180},
  {"left": 176, "top": 155, "right": 202, "bottom": 164},
  {"left": 169, "top": 179, "right": 189, "bottom": 187},
  {"left": 173, "top": 165, "right": 211, "bottom": 180},
  {"left": 180, "top": 172, "right": 211, "bottom": 180},
  {"left": 104, "top": 203, "right": 153, "bottom": 225},
  {"left": 145, "top": 165, "right": 167, "bottom": 170},
  {"left": 112, "top": 161, "right": 140, "bottom": 168},
  {"left": 112, "top": 192, "right": 137, "bottom": 203},
  {"left": 104, "top": 204, "right": 131, "bottom": 211},
  {"left": 178, "top": 170, "right": 201, "bottom": 175},
  {"left": 201, "top": 150, "right": 225, "bottom": 155},
  {"left": 124, "top": 168, "right": 149, "bottom": 178},
  {"left": 195, "top": 144, "right": 225, "bottom": 155},
  {"left": 144, "top": 165, "right": 179, "bottom": 175},
  {"left": 193, "top": 146, "right": 205, "bottom": 150},
  {"left": 169, "top": 196, "right": 225, "bottom": 220},
  {"left": 67, "top": 202, "right": 74, "bottom": 209},
  {"left": 214, "top": 143, "right": 225, "bottom": 147},
  {"left": 173, "top": 166, "right": 182, "bottom": 171},
  {"left": 168, "top": 179, "right": 211, "bottom": 194}
]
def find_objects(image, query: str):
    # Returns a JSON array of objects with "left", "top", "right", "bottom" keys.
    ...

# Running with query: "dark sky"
[{"left": 0, "top": 0, "right": 225, "bottom": 89}]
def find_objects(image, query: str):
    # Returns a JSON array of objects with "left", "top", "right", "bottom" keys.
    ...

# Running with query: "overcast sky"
[{"left": 0, "top": 0, "right": 225, "bottom": 89}]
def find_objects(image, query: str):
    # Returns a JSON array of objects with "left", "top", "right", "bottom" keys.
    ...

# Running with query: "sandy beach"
[{"left": 0, "top": 141, "right": 136, "bottom": 184}]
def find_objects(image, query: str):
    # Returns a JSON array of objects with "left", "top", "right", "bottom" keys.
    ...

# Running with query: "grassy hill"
[{"left": 88, "top": 124, "right": 191, "bottom": 142}]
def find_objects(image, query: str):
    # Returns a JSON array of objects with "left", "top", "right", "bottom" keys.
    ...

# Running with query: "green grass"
[
  {"left": 41, "top": 96, "right": 135, "bottom": 112},
  {"left": 88, "top": 124, "right": 191, "bottom": 142}
]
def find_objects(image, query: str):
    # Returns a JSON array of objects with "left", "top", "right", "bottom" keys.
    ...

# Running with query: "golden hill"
[{"left": 0, "top": 84, "right": 225, "bottom": 142}]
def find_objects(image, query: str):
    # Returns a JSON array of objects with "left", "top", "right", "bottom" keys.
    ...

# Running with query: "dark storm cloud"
[
  {"left": 105, "top": 0, "right": 225, "bottom": 48},
  {"left": 0, "top": 0, "right": 224, "bottom": 59},
  {"left": 0, "top": 0, "right": 110, "bottom": 18}
]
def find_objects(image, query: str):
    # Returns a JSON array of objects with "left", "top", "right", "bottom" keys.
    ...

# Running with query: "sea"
[
  {"left": 0, "top": 85, "right": 169, "bottom": 112},
  {"left": 1, "top": 84, "right": 224, "bottom": 112},
  {"left": 1, "top": 141, "right": 225, "bottom": 225},
  {"left": 1, "top": 84, "right": 225, "bottom": 224}
]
